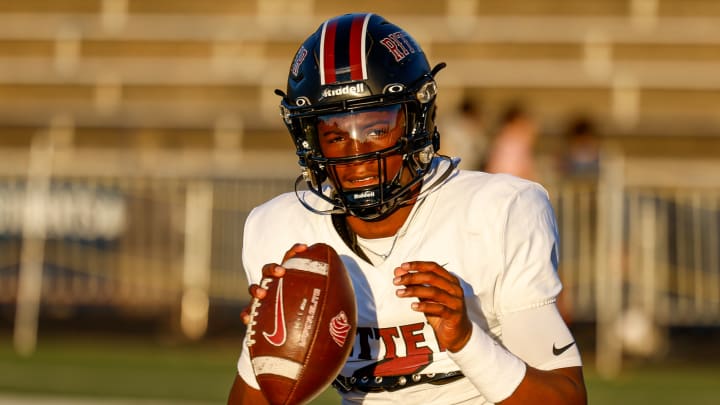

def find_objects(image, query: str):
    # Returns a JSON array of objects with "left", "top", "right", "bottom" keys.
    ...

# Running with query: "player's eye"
[
  {"left": 328, "top": 134, "right": 346, "bottom": 143},
  {"left": 364, "top": 126, "right": 390, "bottom": 140},
  {"left": 322, "top": 130, "right": 348, "bottom": 144}
]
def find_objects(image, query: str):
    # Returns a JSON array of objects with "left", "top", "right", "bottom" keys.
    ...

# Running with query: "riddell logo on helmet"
[
  {"left": 353, "top": 191, "right": 375, "bottom": 200},
  {"left": 321, "top": 83, "right": 365, "bottom": 98}
]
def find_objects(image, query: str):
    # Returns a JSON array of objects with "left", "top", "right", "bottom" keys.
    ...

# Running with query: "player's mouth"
[{"left": 345, "top": 175, "right": 378, "bottom": 188}]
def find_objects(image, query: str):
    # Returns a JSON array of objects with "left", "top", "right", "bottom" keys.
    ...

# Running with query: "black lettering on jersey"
[
  {"left": 351, "top": 323, "right": 437, "bottom": 361},
  {"left": 352, "top": 327, "right": 380, "bottom": 360}
]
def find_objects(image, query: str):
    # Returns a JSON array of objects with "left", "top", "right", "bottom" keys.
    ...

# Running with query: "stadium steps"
[{"left": 0, "top": 1, "right": 718, "bottom": 154}]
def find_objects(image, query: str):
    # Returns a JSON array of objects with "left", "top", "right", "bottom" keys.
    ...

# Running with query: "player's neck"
[{"left": 346, "top": 202, "right": 415, "bottom": 239}]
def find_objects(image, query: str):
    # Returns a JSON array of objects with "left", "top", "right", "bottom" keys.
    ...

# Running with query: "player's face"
[{"left": 317, "top": 105, "right": 406, "bottom": 190}]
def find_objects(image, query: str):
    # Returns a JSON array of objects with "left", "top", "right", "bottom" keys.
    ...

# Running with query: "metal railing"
[
  {"left": 2, "top": 139, "right": 298, "bottom": 355},
  {"left": 1, "top": 143, "right": 719, "bottom": 378},
  {"left": 590, "top": 152, "right": 720, "bottom": 376}
]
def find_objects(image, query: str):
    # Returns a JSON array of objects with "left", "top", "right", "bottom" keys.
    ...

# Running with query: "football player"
[{"left": 229, "top": 13, "right": 587, "bottom": 404}]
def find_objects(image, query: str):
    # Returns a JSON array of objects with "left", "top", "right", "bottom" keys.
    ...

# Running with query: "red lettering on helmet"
[
  {"left": 380, "top": 31, "right": 415, "bottom": 62},
  {"left": 291, "top": 47, "right": 308, "bottom": 77}
]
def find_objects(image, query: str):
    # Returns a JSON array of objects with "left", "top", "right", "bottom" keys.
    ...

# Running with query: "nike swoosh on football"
[
  {"left": 552, "top": 341, "right": 575, "bottom": 356},
  {"left": 263, "top": 278, "right": 287, "bottom": 346}
]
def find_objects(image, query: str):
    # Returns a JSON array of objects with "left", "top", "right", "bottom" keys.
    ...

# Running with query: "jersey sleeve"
[
  {"left": 498, "top": 182, "right": 562, "bottom": 313},
  {"left": 501, "top": 303, "right": 582, "bottom": 369},
  {"left": 236, "top": 207, "right": 263, "bottom": 388},
  {"left": 241, "top": 205, "right": 266, "bottom": 287}
]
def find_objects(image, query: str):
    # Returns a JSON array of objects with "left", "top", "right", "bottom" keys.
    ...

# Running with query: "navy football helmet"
[{"left": 276, "top": 13, "right": 449, "bottom": 220}]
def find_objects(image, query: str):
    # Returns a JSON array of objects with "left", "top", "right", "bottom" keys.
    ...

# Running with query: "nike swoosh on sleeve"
[{"left": 552, "top": 341, "right": 575, "bottom": 356}]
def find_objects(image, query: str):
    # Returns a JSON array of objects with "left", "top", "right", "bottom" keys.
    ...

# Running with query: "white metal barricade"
[{"left": 2, "top": 144, "right": 719, "bottom": 374}]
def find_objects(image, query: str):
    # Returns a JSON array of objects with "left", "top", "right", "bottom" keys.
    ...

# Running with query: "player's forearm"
[
  {"left": 447, "top": 322, "right": 526, "bottom": 402},
  {"left": 499, "top": 366, "right": 587, "bottom": 405},
  {"left": 448, "top": 323, "right": 586, "bottom": 404}
]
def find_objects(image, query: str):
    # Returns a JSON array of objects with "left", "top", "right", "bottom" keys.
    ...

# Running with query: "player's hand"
[
  {"left": 240, "top": 243, "right": 308, "bottom": 325},
  {"left": 393, "top": 261, "right": 472, "bottom": 352}
]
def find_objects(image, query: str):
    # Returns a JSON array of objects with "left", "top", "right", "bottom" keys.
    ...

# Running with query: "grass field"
[{"left": 1, "top": 333, "right": 719, "bottom": 404}]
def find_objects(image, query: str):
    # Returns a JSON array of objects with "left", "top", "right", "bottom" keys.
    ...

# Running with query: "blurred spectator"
[
  {"left": 560, "top": 116, "right": 600, "bottom": 179},
  {"left": 484, "top": 103, "right": 539, "bottom": 181},
  {"left": 438, "top": 97, "right": 487, "bottom": 170}
]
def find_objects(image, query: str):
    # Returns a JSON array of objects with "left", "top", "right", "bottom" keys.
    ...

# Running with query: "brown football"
[{"left": 246, "top": 243, "right": 357, "bottom": 405}]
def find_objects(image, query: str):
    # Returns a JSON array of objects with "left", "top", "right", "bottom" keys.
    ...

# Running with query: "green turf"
[
  {"left": 0, "top": 334, "right": 237, "bottom": 403},
  {"left": 0, "top": 333, "right": 341, "bottom": 404},
  {"left": 584, "top": 364, "right": 720, "bottom": 405},
  {"left": 1, "top": 333, "right": 719, "bottom": 404}
]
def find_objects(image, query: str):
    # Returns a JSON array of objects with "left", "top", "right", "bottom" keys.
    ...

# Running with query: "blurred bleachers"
[
  {"left": 0, "top": 0, "right": 719, "bottom": 151},
  {"left": 1, "top": 0, "right": 719, "bottom": 377}
]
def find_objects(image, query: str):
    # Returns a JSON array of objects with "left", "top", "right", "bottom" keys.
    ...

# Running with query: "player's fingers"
[
  {"left": 253, "top": 263, "right": 286, "bottom": 299},
  {"left": 396, "top": 285, "right": 464, "bottom": 311},
  {"left": 261, "top": 263, "right": 286, "bottom": 278},
  {"left": 248, "top": 283, "right": 266, "bottom": 299},
  {"left": 240, "top": 308, "right": 251, "bottom": 325},
  {"left": 395, "top": 261, "right": 458, "bottom": 285},
  {"left": 409, "top": 300, "right": 461, "bottom": 318},
  {"left": 393, "top": 270, "right": 463, "bottom": 298},
  {"left": 282, "top": 243, "right": 308, "bottom": 262}
]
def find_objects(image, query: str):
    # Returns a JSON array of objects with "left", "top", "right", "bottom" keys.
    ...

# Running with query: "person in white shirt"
[{"left": 228, "top": 13, "right": 587, "bottom": 405}]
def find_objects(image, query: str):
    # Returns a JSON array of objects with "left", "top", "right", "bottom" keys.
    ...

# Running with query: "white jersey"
[{"left": 237, "top": 158, "right": 582, "bottom": 404}]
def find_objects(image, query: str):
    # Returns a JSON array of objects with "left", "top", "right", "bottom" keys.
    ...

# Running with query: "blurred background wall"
[{"left": 0, "top": 0, "right": 719, "bottom": 382}]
